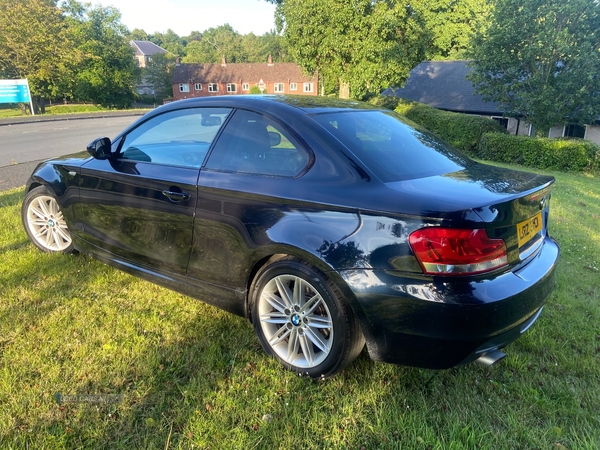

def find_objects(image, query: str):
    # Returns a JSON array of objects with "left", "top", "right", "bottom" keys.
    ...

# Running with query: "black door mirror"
[
  {"left": 268, "top": 131, "right": 282, "bottom": 147},
  {"left": 87, "top": 137, "right": 111, "bottom": 159}
]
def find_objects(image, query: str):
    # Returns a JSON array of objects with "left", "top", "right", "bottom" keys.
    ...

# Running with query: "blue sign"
[{"left": 0, "top": 79, "right": 31, "bottom": 104}]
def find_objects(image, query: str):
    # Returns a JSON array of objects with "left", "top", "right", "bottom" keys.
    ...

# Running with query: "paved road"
[{"left": 0, "top": 115, "right": 141, "bottom": 191}]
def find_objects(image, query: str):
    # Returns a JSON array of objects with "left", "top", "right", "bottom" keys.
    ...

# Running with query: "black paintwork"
[{"left": 25, "top": 95, "right": 560, "bottom": 369}]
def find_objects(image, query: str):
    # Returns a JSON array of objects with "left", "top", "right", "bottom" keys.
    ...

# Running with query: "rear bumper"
[{"left": 340, "top": 236, "right": 560, "bottom": 369}]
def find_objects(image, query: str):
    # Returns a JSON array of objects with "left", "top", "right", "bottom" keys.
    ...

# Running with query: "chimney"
[
  {"left": 221, "top": 56, "right": 227, "bottom": 66},
  {"left": 267, "top": 54, "right": 273, "bottom": 66}
]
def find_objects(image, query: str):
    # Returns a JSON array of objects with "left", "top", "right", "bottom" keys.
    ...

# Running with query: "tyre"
[
  {"left": 22, "top": 186, "right": 74, "bottom": 253},
  {"left": 251, "top": 257, "right": 364, "bottom": 378}
]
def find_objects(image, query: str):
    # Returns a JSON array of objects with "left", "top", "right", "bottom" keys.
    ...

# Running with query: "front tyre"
[
  {"left": 251, "top": 258, "right": 364, "bottom": 378},
  {"left": 22, "top": 186, "right": 74, "bottom": 253}
]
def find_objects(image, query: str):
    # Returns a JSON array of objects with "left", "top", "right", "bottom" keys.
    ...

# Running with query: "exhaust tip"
[{"left": 475, "top": 350, "right": 507, "bottom": 367}]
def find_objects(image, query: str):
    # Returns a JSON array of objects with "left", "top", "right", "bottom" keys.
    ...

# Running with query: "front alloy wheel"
[
  {"left": 252, "top": 258, "right": 364, "bottom": 378},
  {"left": 22, "top": 186, "right": 74, "bottom": 253}
]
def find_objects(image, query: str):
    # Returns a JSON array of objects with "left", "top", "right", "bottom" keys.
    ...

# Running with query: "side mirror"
[
  {"left": 268, "top": 131, "right": 282, "bottom": 147},
  {"left": 87, "top": 137, "right": 111, "bottom": 159}
]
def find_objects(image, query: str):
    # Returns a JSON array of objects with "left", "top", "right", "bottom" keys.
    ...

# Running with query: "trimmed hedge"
[{"left": 478, "top": 133, "right": 600, "bottom": 173}]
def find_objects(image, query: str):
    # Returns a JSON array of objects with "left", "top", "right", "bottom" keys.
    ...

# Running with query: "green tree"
[
  {"left": 275, "top": 0, "right": 428, "bottom": 99},
  {"left": 468, "top": 0, "right": 600, "bottom": 135},
  {"left": 0, "top": 0, "right": 75, "bottom": 112},
  {"left": 151, "top": 29, "right": 186, "bottom": 56},
  {"left": 182, "top": 24, "right": 243, "bottom": 63},
  {"left": 129, "top": 28, "right": 149, "bottom": 41},
  {"left": 144, "top": 52, "right": 177, "bottom": 96},
  {"left": 414, "top": 0, "right": 491, "bottom": 60},
  {"left": 69, "top": 3, "right": 140, "bottom": 108}
]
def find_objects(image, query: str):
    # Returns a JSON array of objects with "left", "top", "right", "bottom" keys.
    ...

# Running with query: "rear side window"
[
  {"left": 205, "top": 109, "right": 309, "bottom": 176},
  {"left": 312, "top": 111, "right": 471, "bottom": 182}
]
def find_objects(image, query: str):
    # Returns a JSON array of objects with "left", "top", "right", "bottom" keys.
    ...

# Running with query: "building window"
[
  {"left": 242, "top": 83, "right": 249, "bottom": 91},
  {"left": 290, "top": 82, "right": 297, "bottom": 91},
  {"left": 492, "top": 117, "right": 509, "bottom": 129},
  {"left": 227, "top": 83, "right": 237, "bottom": 93},
  {"left": 194, "top": 83, "right": 202, "bottom": 91},
  {"left": 303, "top": 82, "right": 314, "bottom": 93},
  {"left": 564, "top": 124, "right": 586, "bottom": 139},
  {"left": 274, "top": 83, "right": 285, "bottom": 93},
  {"left": 208, "top": 83, "right": 218, "bottom": 93},
  {"left": 179, "top": 83, "right": 190, "bottom": 93}
]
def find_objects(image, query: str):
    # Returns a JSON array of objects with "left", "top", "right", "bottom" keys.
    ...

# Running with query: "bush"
[
  {"left": 370, "top": 96, "right": 506, "bottom": 155},
  {"left": 478, "top": 133, "right": 600, "bottom": 173}
]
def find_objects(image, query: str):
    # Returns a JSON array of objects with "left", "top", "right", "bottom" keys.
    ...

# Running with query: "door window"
[
  {"left": 205, "top": 110, "right": 310, "bottom": 176},
  {"left": 119, "top": 108, "right": 231, "bottom": 168}
]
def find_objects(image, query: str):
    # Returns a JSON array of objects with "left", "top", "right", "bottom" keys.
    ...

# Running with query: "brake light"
[{"left": 408, "top": 227, "right": 508, "bottom": 275}]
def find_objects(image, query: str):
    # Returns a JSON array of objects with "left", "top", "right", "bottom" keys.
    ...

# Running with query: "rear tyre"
[
  {"left": 251, "top": 257, "right": 364, "bottom": 378},
  {"left": 22, "top": 186, "right": 74, "bottom": 253}
]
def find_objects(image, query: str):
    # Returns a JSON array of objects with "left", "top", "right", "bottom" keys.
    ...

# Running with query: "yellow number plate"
[{"left": 517, "top": 212, "right": 543, "bottom": 248}]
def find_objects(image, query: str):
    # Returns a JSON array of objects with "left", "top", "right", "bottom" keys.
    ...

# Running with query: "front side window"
[
  {"left": 118, "top": 108, "right": 232, "bottom": 168},
  {"left": 205, "top": 110, "right": 309, "bottom": 176},
  {"left": 227, "top": 83, "right": 237, "bottom": 93},
  {"left": 312, "top": 111, "right": 470, "bottom": 182},
  {"left": 179, "top": 83, "right": 189, "bottom": 93},
  {"left": 303, "top": 83, "right": 314, "bottom": 93},
  {"left": 274, "top": 83, "right": 285, "bottom": 93},
  {"left": 208, "top": 83, "right": 218, "bottom": 93}
]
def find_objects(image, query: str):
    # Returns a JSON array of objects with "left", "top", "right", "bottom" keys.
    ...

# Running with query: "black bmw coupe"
[{"left": 22, "top": 95, "right": 559, "bottom": 378}]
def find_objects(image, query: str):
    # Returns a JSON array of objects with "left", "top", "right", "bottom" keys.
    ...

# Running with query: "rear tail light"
[{"left": 408, "top": 227, "right": 508, "bottom": 276}]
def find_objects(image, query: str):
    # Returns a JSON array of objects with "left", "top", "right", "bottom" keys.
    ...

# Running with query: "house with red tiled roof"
[{"left": 171, "top": 57, "right": 318, "bottom": 100}]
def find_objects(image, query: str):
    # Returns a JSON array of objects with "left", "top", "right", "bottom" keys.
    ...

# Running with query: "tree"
[
  {"left": 68, "top": 3, "right": 140, "bottom": 108},
  {"left": 151, "top": 29, "right": 186, "bottom": 56},
  {"left": 413, "top": 0, "right": 491, "bottom": 60},
  {"left": 275, "top": 0, "right": 428, "bottom": 99},
  {"left": 468, "top": 0, "right": 600, "bottom": 135},
  {"left": 144, "top": 52, "right": 177, "bottom": 96},
  {"left": 0, "top": 0, "right": 75, "bottom": 112},
  {"left": 182, "top": 24, "right": 243, "bottom": 63},
  {"left": 129, "top": 28, "right": 149, "bottom": 41}
]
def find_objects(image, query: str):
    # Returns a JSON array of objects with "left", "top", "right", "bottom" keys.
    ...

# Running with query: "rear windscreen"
[{"left": 311, "top": 110, "right": 472, "bottom": 182}]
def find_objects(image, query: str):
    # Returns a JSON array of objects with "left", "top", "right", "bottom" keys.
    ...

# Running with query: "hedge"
[
  {"left": 369, "top": 95, "right": 507, "bottom": 156},
  {"left": 478, "top": 133, "right": 600, "bottom": 173}
]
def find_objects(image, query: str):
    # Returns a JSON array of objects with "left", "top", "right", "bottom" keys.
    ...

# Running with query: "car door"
[
  {"left": 188, "top": 109, "right": 310, "bottom": 290},
  {"left": 78, "top": 107, "right": 231, "bottom": 275}
]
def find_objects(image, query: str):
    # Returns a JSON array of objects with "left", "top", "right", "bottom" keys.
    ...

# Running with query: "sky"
[{"left": 96, "top": 0, "right": 278, "bottom": 36}]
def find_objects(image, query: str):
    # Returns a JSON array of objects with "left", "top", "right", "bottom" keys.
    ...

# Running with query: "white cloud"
[{"left": 96, "top": 0, "right": 277, "bottom": 36}]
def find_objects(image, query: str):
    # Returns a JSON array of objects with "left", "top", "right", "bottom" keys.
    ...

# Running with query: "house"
[
  {"left": 130, "top": 40, "right": 168, "bottom": 68},
  {"left": 129, "top": 40, "right": 168, "bottom": 95},
  {"left": 171, "top": 58, "right": 318, "bottom": 100},
  {"left": 384, "top": 60, "right": 600, "bottom": 144}
]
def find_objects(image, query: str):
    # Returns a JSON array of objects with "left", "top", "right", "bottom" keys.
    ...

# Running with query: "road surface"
[{"left": 0, "top": 116, "right": 140, "bottom": 191}]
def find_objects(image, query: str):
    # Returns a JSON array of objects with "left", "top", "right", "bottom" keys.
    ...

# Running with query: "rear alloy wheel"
[
  {"left": 251, "top": 258, "right": 364, "bottom": 378},
  {"left": 22, "top": 186, "right": 74, "bottom": 253}
]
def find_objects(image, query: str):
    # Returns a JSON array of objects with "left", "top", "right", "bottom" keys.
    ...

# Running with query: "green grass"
[{"left": 1, "top": 165, "right": 599, "bottom": 449}]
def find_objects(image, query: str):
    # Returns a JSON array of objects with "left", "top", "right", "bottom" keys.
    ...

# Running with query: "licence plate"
[{"left": 517, "top": 212, "right": 543, "bottom": 248}]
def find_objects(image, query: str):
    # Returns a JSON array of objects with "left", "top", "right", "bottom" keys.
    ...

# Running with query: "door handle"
[{"left": 162, "top": 190, "right": 190, "bottom": 201}]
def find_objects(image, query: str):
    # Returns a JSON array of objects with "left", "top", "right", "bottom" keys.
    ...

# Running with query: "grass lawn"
[{"left": 0, "top": 165, "right": 598, "bottom": 449}]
